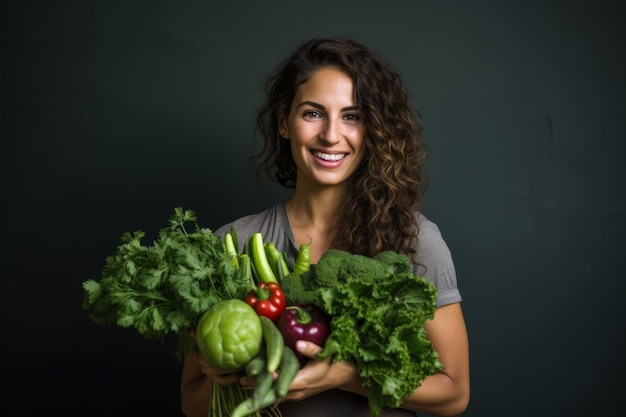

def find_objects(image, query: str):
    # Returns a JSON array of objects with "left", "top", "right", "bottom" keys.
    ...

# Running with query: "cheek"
[
  {"left": 289, "top": 125, "right": 318, "bottom": 151},
  {"left": 349, "top": 131, "right": 366, "bottom": 156},
  {"left": 291, "top": 122, "right": 318, "bottom": 142},
  {"left": 289, "top": 139, "right": 309, "bottom": 164}
]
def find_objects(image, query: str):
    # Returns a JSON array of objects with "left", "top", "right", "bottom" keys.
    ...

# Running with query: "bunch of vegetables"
[
  {"left": 81, "top": 208, "right": 317, "bottom": 417},
  {"left": 82, "top": 207, "right": 442, "bottom": 417}
]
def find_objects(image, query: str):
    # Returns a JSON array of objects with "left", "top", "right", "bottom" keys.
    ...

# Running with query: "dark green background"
[{"left": 3, "top": 1, "right": 624, "bottom": 416}]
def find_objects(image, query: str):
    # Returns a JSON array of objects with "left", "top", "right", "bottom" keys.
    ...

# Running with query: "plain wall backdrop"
[{"left": 2, "top": 1, "right": 624, "bottom": 416}]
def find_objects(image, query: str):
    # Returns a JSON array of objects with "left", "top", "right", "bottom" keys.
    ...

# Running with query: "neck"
[
  {"left": 287, "top": 184, "right": 343, "bottom": 227},
  {"left": 286, "top": 184, "right": 345, "bottom": 260}
]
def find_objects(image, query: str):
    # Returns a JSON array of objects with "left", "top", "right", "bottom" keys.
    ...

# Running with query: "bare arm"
[
  {"left": 397, "top": 302, "right": 470, "bottom": 416},
  {"left": 180, "top": 352, "right": 212, "bottom": 417},
  {"left": 180, "top": 351, "right": 240, "bottom": 417}
]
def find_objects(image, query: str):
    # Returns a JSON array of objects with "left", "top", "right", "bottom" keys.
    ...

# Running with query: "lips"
[{"left": 312, "top": 151, "right": 347, "bottom": 161}]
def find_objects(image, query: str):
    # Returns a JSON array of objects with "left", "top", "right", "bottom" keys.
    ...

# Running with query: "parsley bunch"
[{"left": 82, "top": 207, "right": 250, "bottom": 358}]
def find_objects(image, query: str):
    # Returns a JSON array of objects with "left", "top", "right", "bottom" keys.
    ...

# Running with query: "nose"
[{"left": 320, "top": 118, "right": 340, "bottom": 144}]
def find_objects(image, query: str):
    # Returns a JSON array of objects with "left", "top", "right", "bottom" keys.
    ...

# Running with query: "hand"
[
  {"left": 278, "top": 340, "right": 358, "bottom": 402},
  {"left": 190, "top": 329, "right": 241, "bottom": 384},
  {"left": 195, "top": 351, "right": 240, "bottom": 385}
]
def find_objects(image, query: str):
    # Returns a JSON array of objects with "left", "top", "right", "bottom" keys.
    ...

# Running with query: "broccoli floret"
[
  {"left": 280, "top": 249, "right": 392, "bottom": 307},
  {"left": 373, "top": 250, "right": 412, "bottom": 275},
  {"left": 279, "top": 270, "right": 319, "bottom": 306},
  {"left": 301, "top": 249, "right": 348, "bottom": 289},
  {"left": 310, "top": 249, "right": 389, "bottom": 287}
]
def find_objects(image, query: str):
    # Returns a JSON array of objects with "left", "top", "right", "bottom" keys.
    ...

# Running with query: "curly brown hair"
[{"left": 252, "top": 37, "right": 427, "bottom": 260}]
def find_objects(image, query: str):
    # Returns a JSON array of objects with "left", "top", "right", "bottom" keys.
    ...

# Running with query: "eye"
[
  {"left": 343, "top": 113, "right": 362, "bottom": 121},
  {"left": 303, "top": 110, "right": 322, "bottom": 119}
]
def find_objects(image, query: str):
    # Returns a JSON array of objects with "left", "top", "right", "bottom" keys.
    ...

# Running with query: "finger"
[
  {"left": 213, "top": 373, "right": 240, "bottom": 385},
  {"left": 238, "top": 375, "right": 255, "bottom": 387},
  {"left": 295, "top": 340, "right": 323, "bottom": 359}
]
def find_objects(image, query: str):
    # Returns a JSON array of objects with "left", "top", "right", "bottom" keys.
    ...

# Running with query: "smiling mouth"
[{"left": 312, "top": 151, "right": 346, "bottom": 161}]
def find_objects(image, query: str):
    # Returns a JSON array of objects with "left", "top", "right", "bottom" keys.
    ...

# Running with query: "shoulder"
[
  {"left": 214, "top": 202, "right": 293, "bottom": 251},
  {"left": 414, "top": 212, "right": 463, "bottom": 307},
  {"left": 417, "top": 213, "right": 450, "bottom": 257},
  {"left": 416, "top": 213, "right": 450, "bottom": 255}
]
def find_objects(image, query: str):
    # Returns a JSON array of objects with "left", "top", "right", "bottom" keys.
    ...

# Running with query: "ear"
[{"left": 278, "top": 116, "right": 289, "bottom": 139}]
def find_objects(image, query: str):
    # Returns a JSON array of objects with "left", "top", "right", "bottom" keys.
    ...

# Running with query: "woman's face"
[{"left": 280, "top": 67, "right": 365, "bottom": 189}]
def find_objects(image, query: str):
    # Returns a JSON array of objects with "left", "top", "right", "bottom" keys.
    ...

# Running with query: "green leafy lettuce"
[{"left": 281, "top": 249, "right": 443, "bottom": 416}]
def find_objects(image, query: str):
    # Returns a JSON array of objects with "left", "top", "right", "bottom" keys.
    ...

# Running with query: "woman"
[{"left": 180, "top": 37, "right": 470, "bottom": 417}]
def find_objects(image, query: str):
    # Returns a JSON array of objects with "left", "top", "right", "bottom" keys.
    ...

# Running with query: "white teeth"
[{"left": 313, "top": 152, "right": 346, "bottom": 161}]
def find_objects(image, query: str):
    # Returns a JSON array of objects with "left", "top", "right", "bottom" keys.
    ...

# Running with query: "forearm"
[
  {"left": 340, "top": 370, "right": 467, "bottom": 417},
  {"left": 341, "top": 303, "right": 470, "bottom": 417},
  {"left": 180, "top": 352, "right": 213, "bottom": 417},
  {"left": 399, "top": 371, "right": 469, "bottom": 417},
  {"left": 401, "top": 303, "right": 470, "bottom": 416},
  {"left": 180, "top": 375, "right": 212, "bottom": 417}
]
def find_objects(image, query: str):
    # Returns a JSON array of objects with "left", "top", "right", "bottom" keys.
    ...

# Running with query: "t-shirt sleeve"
[
  {"left": 414, "top": 214, "right": 462, "bottom": 308},
  {"left": 214, "top": 214, "right": 266, "bottom": 244}
]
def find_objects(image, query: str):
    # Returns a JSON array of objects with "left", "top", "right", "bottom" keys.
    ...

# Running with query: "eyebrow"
[{"left": 297, "top": 101, "right": 361, "bottom": 112}]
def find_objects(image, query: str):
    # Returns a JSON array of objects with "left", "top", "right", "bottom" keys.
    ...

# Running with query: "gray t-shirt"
[{"left": 214, "top": 201, "right": 462, "bottom": 417}]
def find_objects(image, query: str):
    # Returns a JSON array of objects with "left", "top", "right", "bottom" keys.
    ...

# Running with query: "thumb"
[{"left": 295, "top": 340, "right": 323, "bottom": 359}]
